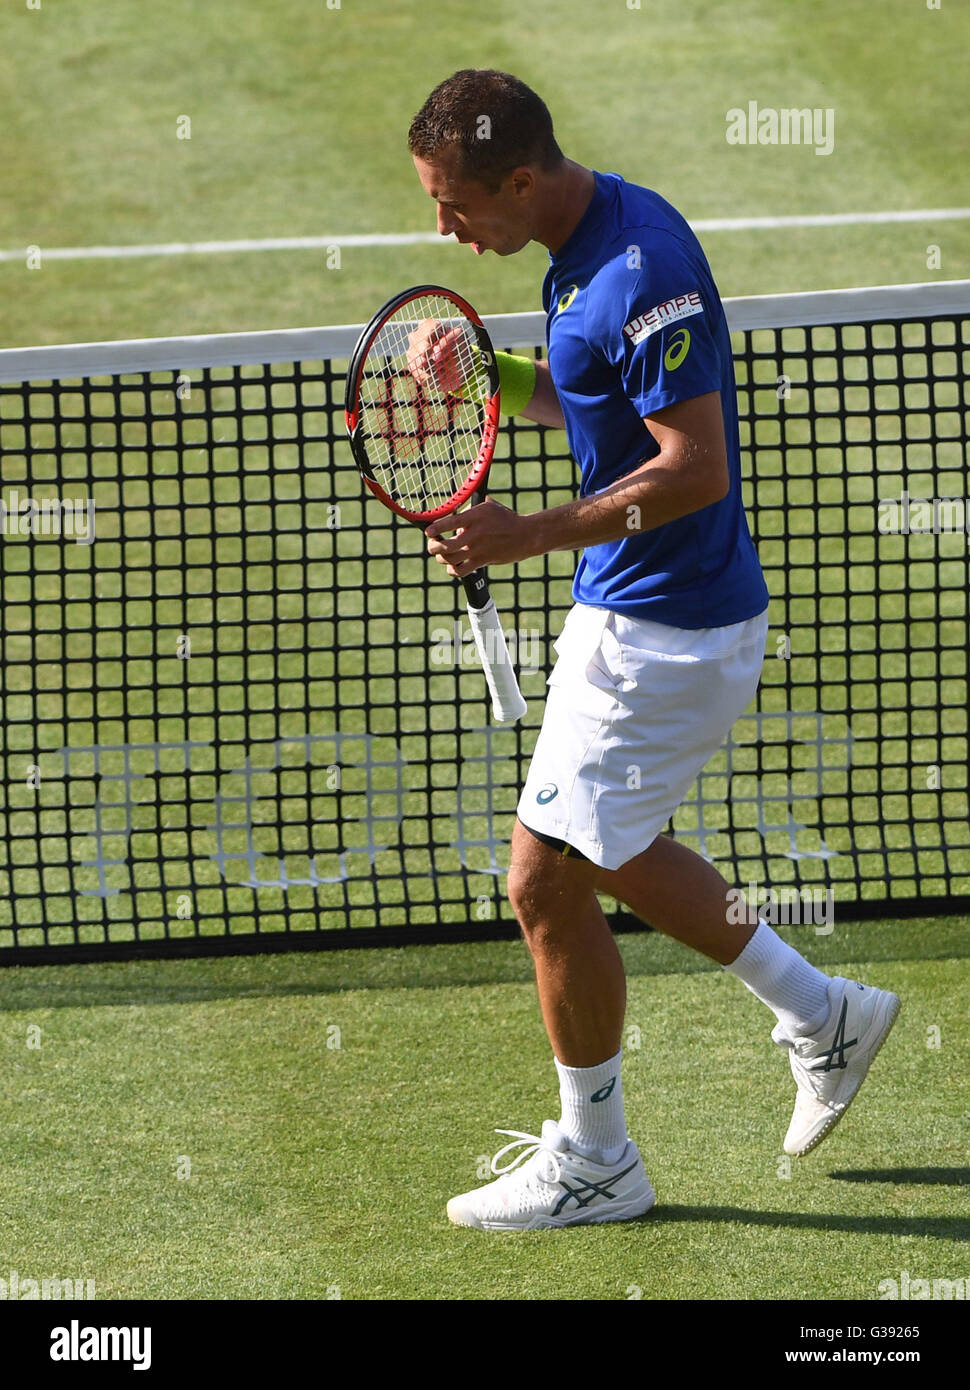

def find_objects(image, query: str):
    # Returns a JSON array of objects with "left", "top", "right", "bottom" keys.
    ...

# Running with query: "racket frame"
[
  {"left": 344, "top": 283, "right": 501, "bottom": 523},
  {"left": 343, "top": 284, "right": 527, "bottom": 723}
]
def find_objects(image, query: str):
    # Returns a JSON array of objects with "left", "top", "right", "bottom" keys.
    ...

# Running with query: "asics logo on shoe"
[
  {"left": 590, "top": 1077, "right": 617, "bottom": 1103},
  {"left": 551, "top": 1161, "right": 639, "bottom": 1216},
  {"left": 809, "top": 997, "right": 859, "bottom": 1073}
]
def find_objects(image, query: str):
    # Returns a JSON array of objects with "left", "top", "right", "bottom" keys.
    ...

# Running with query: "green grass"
[
  {"left": 0, "top": 0, "right": 966, "bottom": 1306},
  {"left": 0, "top": 0, "right": 967, "bottom": 347},
  {"left": 1, "top": 920, "right": 968, "bottom": 1299}
]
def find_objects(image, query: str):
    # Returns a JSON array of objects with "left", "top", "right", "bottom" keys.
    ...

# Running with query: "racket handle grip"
[{"left": 465, "top": 598, "right": 528, "bottom": 724}]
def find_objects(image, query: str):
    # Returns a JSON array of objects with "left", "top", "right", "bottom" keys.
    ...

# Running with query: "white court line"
[
  {"left": 1, "top": 208, "right": 968, "bottom": 262},
  {"left": 693, "top": 208, "right": 970, "bottom": 231}
]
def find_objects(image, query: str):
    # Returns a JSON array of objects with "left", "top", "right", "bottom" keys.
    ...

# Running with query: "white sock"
[
  {"left": 724, "top": 919, "right": 831, "bottom": 1037},
  {"left": 555, "top": 1048, "right": 628, "bottom": 1165}
]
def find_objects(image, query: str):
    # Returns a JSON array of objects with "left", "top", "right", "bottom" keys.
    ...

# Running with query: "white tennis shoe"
[
  {"left": 447, "top": 1120, "right": 656, "bottom": 1231},
  {"left": 773, "top": 976, "right": 901, "bottom": 1157}
]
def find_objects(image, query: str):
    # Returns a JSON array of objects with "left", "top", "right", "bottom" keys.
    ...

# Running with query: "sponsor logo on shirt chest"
[{"left": 623, "top": 290, "right": 703, "bottom": 346}]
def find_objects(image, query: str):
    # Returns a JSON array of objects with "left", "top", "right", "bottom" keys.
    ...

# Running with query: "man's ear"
[{"left": 509, "top": 166, "right": 537, "bottom": 200}]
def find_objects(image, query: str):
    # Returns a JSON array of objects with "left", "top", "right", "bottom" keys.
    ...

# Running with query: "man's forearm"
[
  {"left": 424, "top": 395, "right": 729, "bottom": 575},
  {"left": 529, "top": 446, "right": 727, "bottom": 554},
  {"left": 520, "top": 360, "right": 566, "bottom": 430}
]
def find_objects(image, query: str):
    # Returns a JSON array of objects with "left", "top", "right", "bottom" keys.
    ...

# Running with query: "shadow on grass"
[
  {"left": 1, "top": 914, "right": 967, "bottom": 1013},
  {"left": 0, "top": 941, "right": 537, "bottom": 1012},
  {"left": 829, "top": 1168, "right": 970, "bottom": 1186},
  {"left": 643, "top": 1204, "right": 970, "bottom": 1241}
]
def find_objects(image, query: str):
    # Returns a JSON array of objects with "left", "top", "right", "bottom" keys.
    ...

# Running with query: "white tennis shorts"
[{"left": 517, "top": 602, "right": 770, "bottom": 870}]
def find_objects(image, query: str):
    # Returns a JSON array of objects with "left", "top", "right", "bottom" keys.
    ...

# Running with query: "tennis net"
[{"left": 1, "top": 279, "right": 968, "bottom": 962}]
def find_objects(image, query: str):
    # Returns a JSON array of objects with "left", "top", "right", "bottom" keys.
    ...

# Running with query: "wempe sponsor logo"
[{"left": 623, "top": 291, "right": 703, "bottom": 346}]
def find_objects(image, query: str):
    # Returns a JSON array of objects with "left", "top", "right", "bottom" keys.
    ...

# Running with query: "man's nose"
[{"left": 437, "top": 205, "right": 458, "bottom": 237}]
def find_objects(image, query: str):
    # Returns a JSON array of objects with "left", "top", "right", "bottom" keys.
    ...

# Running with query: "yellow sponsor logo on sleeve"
[
  {"left": 663, "top": 328, "right": 691, "bottom": 370},
  {"left": 557, "top": 284, "right": 579, "bottom": 314}
]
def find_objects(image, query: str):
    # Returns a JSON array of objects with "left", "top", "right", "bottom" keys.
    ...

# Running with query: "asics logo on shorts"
[{"left": 536, "top": 784, "right": 559, "bottom": 804}]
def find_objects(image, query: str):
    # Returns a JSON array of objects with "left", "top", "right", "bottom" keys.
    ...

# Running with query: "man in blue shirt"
[
  {"left": 408, "top": 70, "right": 899, "bottom": 1231},
  {"left": 541, "top": 170, "right": 768, "bottom": 628}
]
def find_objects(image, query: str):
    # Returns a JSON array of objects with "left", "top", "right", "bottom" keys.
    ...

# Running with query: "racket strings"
[{"left": 356, "top": 294, "right": 490, "bottom": 513}]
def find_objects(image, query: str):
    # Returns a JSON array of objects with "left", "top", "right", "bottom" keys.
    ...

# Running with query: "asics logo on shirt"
[
  {"left": 537, "top": 784, "right": 559, "bottom": 804},
  {"left": 557, "top": 284, "right": 579, "bottom": 313},
  {"left": 664, "top": 328, "right": 691, "bottom": 370}
]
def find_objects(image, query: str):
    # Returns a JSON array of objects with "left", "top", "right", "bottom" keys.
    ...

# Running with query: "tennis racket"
[{"left": 344, "top": 284, "right": 527, "bottom": 723}]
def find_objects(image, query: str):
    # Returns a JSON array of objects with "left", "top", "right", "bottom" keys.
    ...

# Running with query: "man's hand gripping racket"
[{"left": 344, "top": 284, "right": 527, "bottom": 723}]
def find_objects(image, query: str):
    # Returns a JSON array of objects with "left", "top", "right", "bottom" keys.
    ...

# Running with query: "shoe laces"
[
  {"left": 490, "top": 1127, "right": 566, "bottom": 1185},
  {"left": 773, "top": 1026, "right": 832, "bottom": 1101}
]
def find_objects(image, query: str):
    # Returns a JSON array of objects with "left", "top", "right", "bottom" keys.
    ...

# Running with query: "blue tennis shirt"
[{"left": 543, "top": 171, "right": 769, "bottom": 628}]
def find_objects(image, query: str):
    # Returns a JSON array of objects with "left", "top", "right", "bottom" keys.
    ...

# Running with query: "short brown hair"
[{"left": 408, "top": 70, "right": 563, "bottom": 192}]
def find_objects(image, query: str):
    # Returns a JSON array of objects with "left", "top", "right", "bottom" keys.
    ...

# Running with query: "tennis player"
[{"left": 408, "top": 70, "right": 900, "bottom": 1231}]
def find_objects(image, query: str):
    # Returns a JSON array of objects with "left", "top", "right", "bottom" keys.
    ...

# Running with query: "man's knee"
[
  {"left": 506, "top": 854, "right": 555, "bottom": 928},
  {"left": 507, "top": 819, "right": 599, "bottom": 936}
]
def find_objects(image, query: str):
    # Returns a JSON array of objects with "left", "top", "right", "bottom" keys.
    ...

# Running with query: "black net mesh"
[{"left": 0, "top": 305, "right": 967, "bottom": 961}]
